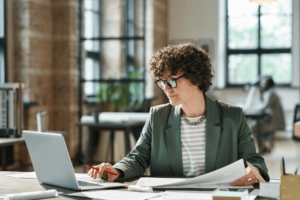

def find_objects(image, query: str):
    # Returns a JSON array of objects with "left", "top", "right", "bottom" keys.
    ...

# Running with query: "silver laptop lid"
[{"left": 23, "top": 130, "right": 79, "bottom": 190}]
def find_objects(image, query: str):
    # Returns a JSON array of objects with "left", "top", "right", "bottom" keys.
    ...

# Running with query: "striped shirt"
[{"left": 180, "top": 115, "right": 206, "bottom": 176}]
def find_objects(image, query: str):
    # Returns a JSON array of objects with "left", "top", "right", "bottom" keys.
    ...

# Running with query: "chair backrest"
[
  {"left": 294, "top": 104, "right": 300, "bottom": 123},
  {"left": 36, "top": 111, "right": 49, "bottom": 132}
]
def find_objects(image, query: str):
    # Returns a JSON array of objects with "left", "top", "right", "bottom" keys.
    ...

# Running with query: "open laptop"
[{"left": 23, "top": 130, "right": 127, "bottom": 190}]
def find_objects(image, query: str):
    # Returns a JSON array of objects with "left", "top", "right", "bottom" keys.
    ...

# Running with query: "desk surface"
[
  {"left": 0, "top": 172, "right": 275, "bottom": 200},
  {"left": 0, "top": 138, "right": 25, "bottom": 147},
  {"left": 0, "top": 171, "right": 136, "bottom": 200}
]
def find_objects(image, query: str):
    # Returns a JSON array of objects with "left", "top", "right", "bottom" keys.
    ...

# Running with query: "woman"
[{"left": 88, "top": 44, "right": 269, "bottom": 186}]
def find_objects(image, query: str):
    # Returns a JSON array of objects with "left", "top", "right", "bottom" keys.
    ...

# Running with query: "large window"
[
  {"left": 226, "top": 0, "right": 292, "bottom": 86},
  {"left": 79, "top": 0, "right": 146, "bottom": 110},
  {"left": 0, "top": 0, "right": 6, "bottom": 83}
]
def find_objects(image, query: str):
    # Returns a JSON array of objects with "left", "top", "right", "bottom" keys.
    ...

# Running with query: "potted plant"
[{"left": 95, "top": 69, "right": 144, "bottom": 111}]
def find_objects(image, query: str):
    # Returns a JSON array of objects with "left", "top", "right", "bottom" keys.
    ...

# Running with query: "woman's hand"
[
  {"left": 87, "top": 163, "right": 120, "bottom": 182},
  {"left": 231, "top": 166, "right": 260, "bottom": 186}
]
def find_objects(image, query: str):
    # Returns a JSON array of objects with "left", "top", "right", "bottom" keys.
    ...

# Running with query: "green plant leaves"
[{"left": 95, "top": 69, "right": 144, "bottom": 111}]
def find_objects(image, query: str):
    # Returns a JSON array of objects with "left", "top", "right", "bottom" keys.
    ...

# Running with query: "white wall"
[
  {"left": 169, "top": 0, "right": 220, "bottom": 86},
  {"left": 168, "top": 0, "right": 300, "bottom": 128}
]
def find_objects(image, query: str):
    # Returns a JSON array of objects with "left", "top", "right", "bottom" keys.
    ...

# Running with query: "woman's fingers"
[
  {"left": 87, "top": 163, "right": 119, "bottom": 181},
  {"left": 93, "top": 165, "right": 100, "bottom": 179},
  {"left": 232, "top": 166, "right": 259, "bottom": 186}
]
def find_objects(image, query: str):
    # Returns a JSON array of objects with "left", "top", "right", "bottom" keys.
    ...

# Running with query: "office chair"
[{"left": 293, "top": 104, "right": 300, "bottom": 140}]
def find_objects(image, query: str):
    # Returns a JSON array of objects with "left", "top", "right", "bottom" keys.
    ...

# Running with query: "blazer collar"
[
  {"left": 166, "top": 94, "right": 220, "bottom": 126},
  {"left": 166, "top": 104, "right": 181, "bottom": 128},
  {"left": 204, "top": 94, "right": 220, "bottom": 125},
  {"left": 204, "top": 94, "right": 221, "bottom": 173},
  {"left": 165, "top": 94, "right": 221, "bottom": 175}
]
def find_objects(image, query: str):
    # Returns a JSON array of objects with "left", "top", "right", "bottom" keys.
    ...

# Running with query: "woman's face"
[{"left": 160, "top": 71, "right": 197, "bottom": 106}]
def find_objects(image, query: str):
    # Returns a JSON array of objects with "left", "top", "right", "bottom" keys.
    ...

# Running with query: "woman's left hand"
[{"left": 231, "top": 166, "right": 260, "bottom": 186}]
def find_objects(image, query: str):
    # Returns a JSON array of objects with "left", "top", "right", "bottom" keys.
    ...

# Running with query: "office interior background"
[{"left": 0, "top": 0, "right": 300, "bottom": 179}]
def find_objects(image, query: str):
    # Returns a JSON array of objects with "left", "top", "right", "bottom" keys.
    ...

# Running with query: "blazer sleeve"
[
  {"left": 113, "top": 108, "right": 153, "bottom": 180},
  {"left": 237, "top": 108, "right": 270, "bottom": 182}
]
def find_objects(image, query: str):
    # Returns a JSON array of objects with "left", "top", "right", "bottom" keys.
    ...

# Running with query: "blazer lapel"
[
  {"left": 165, "top": 105, "right": 183, "bottom": 176},
  {"left": 204, "top": 94, "right": 221, "bottom": 173}
]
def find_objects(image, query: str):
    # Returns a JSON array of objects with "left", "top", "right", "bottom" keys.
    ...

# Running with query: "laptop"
[{"left": 23, "top": 130, "right": 127, "bottom": 190}]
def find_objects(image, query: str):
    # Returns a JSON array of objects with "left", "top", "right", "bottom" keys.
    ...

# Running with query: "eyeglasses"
[{"left": 155, "top": 74, "right": 187, "bottom": 90}]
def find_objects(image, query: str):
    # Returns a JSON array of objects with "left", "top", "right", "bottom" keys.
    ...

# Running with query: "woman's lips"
[{"left": 168, "top": 95, "right": 177, "bottom": 98}]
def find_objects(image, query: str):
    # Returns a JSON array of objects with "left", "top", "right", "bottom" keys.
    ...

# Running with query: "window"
[
  {"left": 79, "top": 0, "right": 146, "bottom": 110},
  {"left": 0, "top": 0, "right": 6, "bottom": 83},
  {"left": 226, "top": 0, "right": 292, "bottom": 86},
  {"left": 83, "top": 0, "right": 100, "bottom": 96}
]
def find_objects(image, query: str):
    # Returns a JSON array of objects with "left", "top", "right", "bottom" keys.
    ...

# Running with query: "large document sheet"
[
  {"left": 66, "top": 190, "right": 161, "bottom": 200},
  {"left": 162, "top": 191, "right": 212, "bottom": 200},
  {"left": 6, "top": 172, "right": 90, "bottom": 179},
  {"left": 137, "top": 159, "right": 251, "bottom": 188}
]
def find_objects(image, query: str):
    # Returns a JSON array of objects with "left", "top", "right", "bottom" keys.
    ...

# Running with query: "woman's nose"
[{"left": 164, "top": 82, "right": 172, "bottom": 92}]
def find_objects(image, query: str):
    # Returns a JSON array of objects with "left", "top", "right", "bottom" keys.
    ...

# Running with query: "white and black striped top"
[{"left": 180, "top": 116, "right": 206, "bottom": 176}]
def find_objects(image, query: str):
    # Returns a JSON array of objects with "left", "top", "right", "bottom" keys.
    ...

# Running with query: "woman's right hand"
[{"left": 87, "top": 163, "right": 120, "bottom": 182}]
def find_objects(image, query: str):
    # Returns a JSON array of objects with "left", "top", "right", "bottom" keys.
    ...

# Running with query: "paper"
[
  {"left": 6, "top": 172, "right": 37, "bottom": 179},
  {"left": 7, "top": 172, "right": 89, "bottom": 179},
  {"left": 158, "top": 183, "right": 253, "bottom": 189},
  {"left": 137, "top": 159, "right": 247, "bottom": 188},
  {"left": 259, "top": 182, "right": 280, "bottom": 200},
  {"left": 137, "top": 178, "right": 187, "bottom": 187},
  {"left": 66, "top": 190, "right": 161, "bottom": 200},
  {"left": 162, "top": 191, "right": 212, "bottom": 200},
  {"left": 128, "top": 185, "right": 153, "bottom": 193},
  {"left": 4, "top": 189, "right": 58, "bottom": 200}
]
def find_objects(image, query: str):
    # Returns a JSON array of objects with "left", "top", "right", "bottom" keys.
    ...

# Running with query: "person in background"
[
  {"left": 88, "top": 44, "right": 270, "bottom": 186},
  {"left": 251, "top": 76, "right": 285, "bottom": 152}
]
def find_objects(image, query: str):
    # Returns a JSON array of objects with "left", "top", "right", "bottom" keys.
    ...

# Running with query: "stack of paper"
[{"left": 136, "top": 159, "right": 253, "bottom": 189}]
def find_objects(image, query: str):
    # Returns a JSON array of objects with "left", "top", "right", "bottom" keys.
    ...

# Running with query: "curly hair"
[{"left": 149, "top": 43, "right": 214, "bottom": 93}]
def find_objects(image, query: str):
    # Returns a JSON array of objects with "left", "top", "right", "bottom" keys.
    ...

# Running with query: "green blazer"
[{"left": 113, "top": 95, "right": 270, "bottom": 181}]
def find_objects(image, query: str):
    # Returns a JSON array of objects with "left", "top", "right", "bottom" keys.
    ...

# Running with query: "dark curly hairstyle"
[{"left": 149, "top": 43, "right": 214, "bottom": 93}]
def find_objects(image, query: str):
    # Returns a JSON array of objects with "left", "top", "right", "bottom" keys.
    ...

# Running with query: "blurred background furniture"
[
  {"left": 76, "top": 112, "right": 148, "bottom": 172},
  {"left": 244, "top": 109, "right": 265, "bottom": 153},
  {"left": 36, "top": 111, "right": 68, "bottom": 136},
  {"left": 0, "top": 83, "right": 24, "bottom": 137},
  {"left": 0, "top": 137, "right": 25, "bottom": 170},
  {"left": 0, "top": 83, "right": 25, "bottom": 170},
  {"left": 293, "top": 104, "right": 300, "bottom": 140}
]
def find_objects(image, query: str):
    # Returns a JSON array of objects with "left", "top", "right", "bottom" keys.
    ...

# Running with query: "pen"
[
  {"left": 85, "top": 165, "right": 119, "bottom": 176},
  {"left": 246, "top": 161, "right": 267, "bottom": 183}
]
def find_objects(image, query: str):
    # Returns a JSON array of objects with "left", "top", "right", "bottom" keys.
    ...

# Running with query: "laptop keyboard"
[{"left": 77, "top": 180, "right": 101, "bottom": 187}]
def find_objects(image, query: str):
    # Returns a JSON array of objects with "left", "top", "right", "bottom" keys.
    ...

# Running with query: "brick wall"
[
  {"left": 11, "top": 0, "right": 78, "bottom": 167},
  {"left": 146, "top": 0, "right": 169, "bottom": 106},
  {"left": 9, "top": 0, "right": 169, "bottom": 169}
]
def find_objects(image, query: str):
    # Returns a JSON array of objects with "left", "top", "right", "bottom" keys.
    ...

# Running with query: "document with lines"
[{"left": 137, "top": 159, "right": 253, "bottom": 189}]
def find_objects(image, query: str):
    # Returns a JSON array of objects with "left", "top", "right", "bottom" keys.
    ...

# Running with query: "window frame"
[
  {"left": 225, "top": 0, "right": 293, "bottom": 88},
  {"left": 78, "top": 0, "right": 146, "bottom": 107},
  {"left": 83, "top": 0, "right": 101, "bottom": 98},
  {"left": 0, "top": 0, "right": 7, "bottom": 83}
]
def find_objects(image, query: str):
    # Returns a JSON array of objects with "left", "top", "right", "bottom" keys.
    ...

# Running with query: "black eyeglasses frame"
[{"left": 155, "top": 74, "right": 187, "bottom": 90}]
